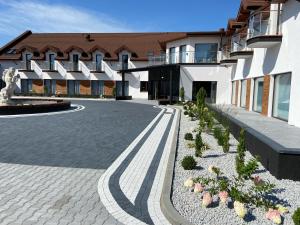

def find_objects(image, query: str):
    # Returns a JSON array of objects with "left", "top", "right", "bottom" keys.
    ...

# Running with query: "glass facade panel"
[
  {"left": 253, "top": 77, "right": 264, "bottom": 112},
  {"left": 231, "top": 81, "right": 236, "bottom": 104},
  {"left": 273, "top": 73, "right": 291, "bottom": 121},
  {"left": 240, "top": 80, "right": 247, "bottom": 108},
  {"left": 21, "top": 79, "right": 32, "bottom": 94},
  {"left": 91, "top": 80, "right": 104, "bottom": 96},
  {"left": 195, "top": 43, "right": 218, "bottom": 63},
  {"left": 116, "top": 81, "right": 129, "bottom": 96},
  {"left": 169, "top": 47, "right": 176, "bottom": 64},
  {"left": 179, "top": 45, "right": 186, "bottom": 63}
]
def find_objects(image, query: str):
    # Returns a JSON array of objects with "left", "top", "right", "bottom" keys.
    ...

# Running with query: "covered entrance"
[{"left": 192, "top": 81, "right": 217, "bottom": 103}]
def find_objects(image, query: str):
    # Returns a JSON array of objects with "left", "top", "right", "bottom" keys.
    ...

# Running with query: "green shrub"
[
  {"left": 179, "top": 87, "right": 185, "bottom": 102},
  {"left": 222, "top": 127, "right": 230, "bottom": 153},
  {"left": 188, "top": 111, "right": 194, "bottom": 118},
  {"left": 195, "top": 132, "right": 204, "bottom": 157},
  {"left": 293, "top": 208, "right": 300, "bottom": 225},
  {"left": 183, "top": 105, "right": 187, "bottom": 110},
  {"left": 184, "top": 133, "right": 193, "bottom": 141},
  {"left": 183, "top": 111, "right": 188, "bottom": 115},
  {"left": 196, "top": 87, "right": 206, "bottom": 111},
  {"left": 213, "top": 126, "right": 224, "bottom": 146},
  {"left": 235, "top": 129, "right": 259, "bottom": 179},
  {"left": 181, "top": 156, "right": 197, "bottom": 170}
]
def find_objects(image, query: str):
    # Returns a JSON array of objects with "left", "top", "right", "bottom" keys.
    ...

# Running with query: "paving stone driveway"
[{"left": 0, "top": 100, "right": 160, "bottom": 225}]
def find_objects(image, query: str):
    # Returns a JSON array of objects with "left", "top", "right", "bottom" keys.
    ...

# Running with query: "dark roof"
[{"left": 0, "top": 30, "right": 223, "bottom": 61}]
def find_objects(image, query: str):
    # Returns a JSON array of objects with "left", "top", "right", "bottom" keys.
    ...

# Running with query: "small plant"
[
  {"left": 183, "top": 111, "right": 188, "bottom": 115},
  {"left": 179, "top": 87, "right": 185, "bottom": 102},
  {"left": 181, "top": 156, "right": 197, "bottom": 170},
  {"left": 293, "top": 208, "right": 300, "bottom": 225},
  {"left": 187, "top": 142, "right": 195, "bottom": 149},
  {"left": 195, "top": 131, "right": 204, "bottom": 157},
  {"left": 196, "top": 87, "right": 206, "bottom": 112},
  {"left": 213, "top": 126, "right": 223, "bottom": 146},
  {"left": 222, "top": 127, "right": 230, "bottom": 153},
  {"left": 188, "top": 111, "right": 194, "bottom": 118},
  {"left": 184, "top": 133, "right": 193, "bottom": 141}
]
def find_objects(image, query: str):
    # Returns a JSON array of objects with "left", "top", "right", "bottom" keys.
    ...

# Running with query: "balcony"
[
  {"left": 247, "top": 9, "right": 283, "bottom": 48},
  {"left": 36, "top": 61, "right": 57, "bottom": 72},
  {"left": 83, "top": 62, "right": 104, "bottom": 73},
  {"left": 230, "top": 33, "right": 254, "bottom": 59},
  {"left": 148, "top": 51, "right": 219, "bottom": 66},
  {"left": 61, "top": 62, "right": 81, "bottom": 72},
  {"left": 220, "top": 47, "right": 237, "bottom": 66},
  {"left": 17, "top": 61, "right": 33, "bottom": 72}
]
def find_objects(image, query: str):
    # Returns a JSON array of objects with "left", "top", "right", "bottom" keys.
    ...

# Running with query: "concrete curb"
[{"left": 160, "top": 107, "right": 194, "bottom": 225}]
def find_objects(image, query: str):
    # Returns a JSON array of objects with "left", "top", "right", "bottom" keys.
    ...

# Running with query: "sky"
[{"left": 0, "top": 0, "right": 241, "bottom": 47}]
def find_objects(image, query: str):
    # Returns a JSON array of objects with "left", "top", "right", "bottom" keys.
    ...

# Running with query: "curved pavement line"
[
  {"left": 0, "top": 104, "right": 85, "bottom": 118},
  {"left": 98, "top": 107, "right": 178, "bottom": 225}
]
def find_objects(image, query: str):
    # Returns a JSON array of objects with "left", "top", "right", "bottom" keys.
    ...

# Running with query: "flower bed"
[{"left": 172, "top": 105, "right": 300, "bottom": 225}]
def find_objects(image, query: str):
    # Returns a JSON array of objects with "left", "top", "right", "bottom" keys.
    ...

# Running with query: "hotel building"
[{"left": 0, "top": 0, "right": 299, "bottom": 127}]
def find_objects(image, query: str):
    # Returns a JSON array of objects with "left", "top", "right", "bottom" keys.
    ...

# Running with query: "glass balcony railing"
[
  {"left": 248, "top": 9, "right": 282, "bottom": 39},
  {"left": 231, "top": 33, "right": 251, "bottom": 52},
  {"left": 60, "top": 61, "right": 81, "bottom": 72},
  {"left": 83, "top": 61, "right": 103, "bottom": 72},
  {"left": 148, "top": 51, "right": 219, "bottom": 66}
]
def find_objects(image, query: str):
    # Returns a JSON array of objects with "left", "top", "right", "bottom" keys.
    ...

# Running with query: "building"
[{"left": 0, "top": 0, "right": 299, "bottom": 127}]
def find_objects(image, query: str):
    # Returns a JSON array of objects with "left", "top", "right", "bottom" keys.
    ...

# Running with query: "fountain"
[{"left": 0, "top": 67, "right": 71, "bottom": 115}]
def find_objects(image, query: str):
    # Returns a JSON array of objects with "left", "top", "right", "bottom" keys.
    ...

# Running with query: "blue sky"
[{"left": 0, "top": 0, "right": 240, "bottom": 47}]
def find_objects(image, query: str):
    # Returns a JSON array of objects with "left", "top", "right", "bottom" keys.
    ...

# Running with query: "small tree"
[
  {"left": 195, "top": 131, "right": 204, "bottom": 157},
  {"left": 196, "top": 87, "right": 207, "bottom": 113},
  {"left": 222, "top": 127, "right": 230, "bottom": 153},
  {"left": 179, "top": 87, "right": 185, "bottom": 102}
]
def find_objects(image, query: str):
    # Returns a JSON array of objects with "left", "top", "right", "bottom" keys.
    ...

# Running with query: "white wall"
[
  {"left": 231, "top": 1, "right": 300, "bottom": 127},
  {"left": 180, "top": 65, "right": 232, "bottom": 104}
]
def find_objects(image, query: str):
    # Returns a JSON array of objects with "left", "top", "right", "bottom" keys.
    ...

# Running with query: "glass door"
[
  {"left": 25, "top": 53, "right": 32, "bottom": 70},
  {"left": 122, "top": 55, "right": 128, "bottom": 70},
  {"left": 96, "top": 54, "right": 102, "bottom": 71},
  {"left": 253, "top": 77, "right": 264, "bottom": 112},
  {"left": 240, "top": 80, "right": 247, "bottom": 108},
  {"left": 273, "top": 73, "right": 291, "bottom": 121},
  {"left": 73, "top": 55, "right": 79, "bottom": 71}
]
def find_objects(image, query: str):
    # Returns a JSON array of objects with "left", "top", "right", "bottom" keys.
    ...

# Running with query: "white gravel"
[{"left": 172, "top": 109, "right": 300, "bottom": 225}]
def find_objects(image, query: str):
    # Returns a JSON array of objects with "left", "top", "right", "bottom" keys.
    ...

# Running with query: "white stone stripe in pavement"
[
  {"left": 148, "top": 108, "right": 179, "bottom": 225},
  {"left": 98, "top": 108, "right": 165, "bottom": 225},
  {"left": 119, "top": 107, "right": 173, "bottom": 204}
]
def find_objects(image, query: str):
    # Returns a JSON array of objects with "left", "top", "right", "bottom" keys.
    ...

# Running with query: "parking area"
[{"left": 0, "top": 100, "right": 160, "bottom": 225}]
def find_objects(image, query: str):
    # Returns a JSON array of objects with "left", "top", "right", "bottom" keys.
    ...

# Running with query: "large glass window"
[
  {"left": 273, "top": 73, "right": 291, "bottom": 121},
  {"left": 21, "top": 79, "right": 32, "bottom": 94},
  {"left": 195, "top": 43, "right": 218, "bottom": 63},
  {"left": 44, "top": 80, "right": 56, "bottom": 95},
  {"left": 253, "top": 77, "right": 264, "bottom": 112},
  {"left": 91, "top": 80, "right": 104, "bottom": 96},
  {"left": 67, "top": 80, "right": 80, "bottom": 95},
  {"left": 231, "top": 81, "right": 236, "bottom": 104},
  {"left": 240, "top": 80, "right": 247, "bottom": 108},
  {"left": 169, "top": 47, "right": 176, "bottom": 64},
  {"left": 179, "top": 45, "right": 186, "bottom": 63},
  {"left": 116, "top": 81, "right": 129, "bottom": 96}
]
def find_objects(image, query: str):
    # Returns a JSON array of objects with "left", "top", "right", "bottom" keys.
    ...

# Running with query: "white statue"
[{"left": 0, "top": 67, "right": 19, "bottom": 105}]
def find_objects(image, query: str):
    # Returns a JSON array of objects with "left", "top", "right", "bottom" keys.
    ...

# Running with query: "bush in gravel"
[
  {"left": 183, "top": 111, "right": 188, "bottom": 115},
  {"left": 293, "top": 208, "right": 300, "bottom": 225},
  {"left": 222, "top": 127, "right": 230, "bottom": 153},
  {"left": 181, "top": 156, "right": 197, "bottom": 170},
  {"left": 195, "top": 131, "right": 205, "bottom": 157},
  {"left": 213, "top": 126, "right": 224, "bottom": 146},
  {"left": 196, "top": 87, "right": 206, "bottom": 112},
  {"left": 184, "top": 133, "right": 193, "bottom": 141},
  {"left": 179, "top": 87, "right": 185, "bottom": 102},
  {"left": 235, "top": 129, "right": 259, "bottom": 179}
]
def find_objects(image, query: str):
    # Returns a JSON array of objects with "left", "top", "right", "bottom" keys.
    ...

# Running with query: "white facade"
[{"left": 231, "top": 0, "right": 300, "bottom": 127}]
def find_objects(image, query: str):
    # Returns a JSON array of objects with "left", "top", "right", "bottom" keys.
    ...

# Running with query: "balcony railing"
[
  {"left": 148, "top": 51, "right": 219, "bottom": 66},
  {"left": 83, "top": 61, "right": 103, "bottom": 72},
  {"left": 248, "top": 9, "right": 282, "bottom": 39},
  {"left": 61, "top": 61, "right": 81, "bottom": 72},
  {"left": 34, "top": 61, "right": 56, "bottom": 71},
  {"left": 231, "top": 33, "right": 251, "bottom": 52}
]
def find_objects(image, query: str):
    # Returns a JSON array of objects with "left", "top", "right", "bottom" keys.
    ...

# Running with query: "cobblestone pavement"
[{"left": 0, "top": 100, "right": 160, "bottom": 225}]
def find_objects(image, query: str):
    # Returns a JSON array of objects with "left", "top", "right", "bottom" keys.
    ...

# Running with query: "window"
[
  {"left": 44, "top": 80, "right": 56, "bottom": 95},
  {"left": 72, "top": 54, "right": 79, "bottom": 71},
  {"left": 49, "top": 54, "right": 55, "bottom": 71},
  {"left": 67, "top": 80, "right": 80, "bottom": 95},
  {"left": 122, "top": 55, "right": 129, "bottom": 70},
  {"left": 195, "top": 43, "right": 218, "bottom": 63},
  {"left": 253, "top": 77, "right": 264, "bottom": 112},
  {"left": 116, "top": 81, "right": 129, "bottom": 96},
  {"left": 179, "top": 45, "right": 187, "bottom": 63},
  {"left": 25, "top": 53, "right": 32, "bottom": 70},
  {"left": 140, "top": 81, "right": 148, "bottom": 92},
  {"left": 240, "top": 80, "right": 247, "bottom": 108},
  {"left": 91, "top": 80, "right": 104, "bottom": 96},
  {"left": 169, "top": 47, "right": 176, "bottom": 64},
  {"left": 21, "top": 79, "right": 32, "bottom": 93},
  {"left": 95, "top": 54, "right": 103, "bottom": 71},
  {"left": 273, "top": 73, "right": 291, "bottom": 121}
]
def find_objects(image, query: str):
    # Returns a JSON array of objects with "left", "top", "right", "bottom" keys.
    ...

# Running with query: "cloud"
[{"left": 0, "top": 0, "right": 133, "bottom": 41}]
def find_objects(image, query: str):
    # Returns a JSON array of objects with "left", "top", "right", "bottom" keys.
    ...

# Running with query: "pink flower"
[
  {"left": 218, "top": 191, "right": 229, "bottom": 204},
  {"left": 266, "top": 209, "right": 282, "bottom": 224},
  {"left": 202, "top": 192, "right": 212, "bottom": 208},
  {"left": 253, "top": 176, "right": 263, "bottom": 186},
  {"left": 194, "top": 183, "right": 204, "bottom": 193}
]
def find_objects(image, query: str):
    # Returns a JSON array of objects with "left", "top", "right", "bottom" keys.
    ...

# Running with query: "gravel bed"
[{"left": 172, "top": 109, "right": 300, "bottom": 225}]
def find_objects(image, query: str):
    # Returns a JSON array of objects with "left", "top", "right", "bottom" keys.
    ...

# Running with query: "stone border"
[{"left": 160, "top": 107, "right": 193, "bottom": 225}]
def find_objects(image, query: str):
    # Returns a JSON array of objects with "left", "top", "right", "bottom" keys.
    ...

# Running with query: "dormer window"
[
  {"left": 25, "top": 53, "right": 32, "bottom": 70},
  {"left": 49, "top": 54, "right": 55, "bottom": 70},
  {"left": 122, "top": 54, "right": 129, "bottom": 70},
  {"left": 95, "top": 54, "right": 103, "bottom": 71},
  {"left": 72, "top": 54, "right": 79, "bottom": 71}
]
